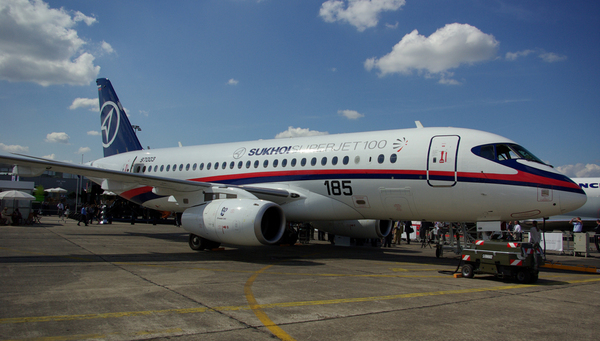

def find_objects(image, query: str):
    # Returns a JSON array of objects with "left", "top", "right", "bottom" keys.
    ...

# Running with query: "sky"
[{"left": 0, "top": 0, "right": 599, "bottom": 177}]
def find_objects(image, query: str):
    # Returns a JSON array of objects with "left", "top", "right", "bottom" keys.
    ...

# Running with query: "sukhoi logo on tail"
[{"left": 101, "top": 101, "right": 121, "bottom": 148}]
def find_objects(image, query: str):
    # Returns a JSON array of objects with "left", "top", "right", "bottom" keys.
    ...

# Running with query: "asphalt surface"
[{"left": 1, "top": 218, "right": 599, "bottom": 341}]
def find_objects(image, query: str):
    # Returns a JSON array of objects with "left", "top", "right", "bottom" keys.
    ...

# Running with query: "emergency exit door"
[{"left": 427, "top": 135, "right": 460, "bottom": 187}]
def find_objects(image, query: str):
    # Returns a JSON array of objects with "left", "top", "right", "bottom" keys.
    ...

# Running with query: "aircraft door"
[{"left": 427, "top": 135, "right": 460, "bottom": 187}]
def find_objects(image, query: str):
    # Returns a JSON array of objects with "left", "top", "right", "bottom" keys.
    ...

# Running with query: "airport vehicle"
[
  {"left": 0, "top": 78, "right": 586, "bottom": 250},
  {"left": 461, "top": 240, "right": 542, "bottom": 283}
]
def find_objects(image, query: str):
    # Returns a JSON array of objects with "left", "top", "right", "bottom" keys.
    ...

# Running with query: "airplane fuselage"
[{"left": 89, "top": 126, "right": 584, "bottom": 223}]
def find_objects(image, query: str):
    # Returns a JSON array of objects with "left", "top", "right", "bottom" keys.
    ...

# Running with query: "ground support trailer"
[{"left": 461, "top": 240, "right": 542, "bottom": 284}]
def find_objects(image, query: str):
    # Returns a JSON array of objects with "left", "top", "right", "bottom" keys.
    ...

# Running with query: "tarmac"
[{"left": 0, "top": 218, "right": 599, "bottom": 341}]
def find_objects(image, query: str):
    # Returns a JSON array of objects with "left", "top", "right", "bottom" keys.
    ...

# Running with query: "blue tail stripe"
[{"left": 97, "top": 78, "right": 143, "bottom": 157}]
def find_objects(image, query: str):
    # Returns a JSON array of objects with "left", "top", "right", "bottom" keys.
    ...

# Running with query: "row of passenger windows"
[{"left": 135, "top": 154, "right": 399, "bottom": 174}]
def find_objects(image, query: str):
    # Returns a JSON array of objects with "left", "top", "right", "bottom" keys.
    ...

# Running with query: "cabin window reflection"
[
  {"left": 332, "top": 156, "right": 338, "bottom": 165},
  {"left": 480, "top": 145, "right": 495, "bottom": 160},
  {"left": 199, "top": 163, "right": 204, "bottom": 170},
  {"left": 173, "top": 164, "right": 177, "bottom": 171},
  {"left": 321, "top": 157, "right": 327, "bottom": 166},
  {"left": 311, "top": 157, "right": 317, "bottom": 166},
  {"left": 238, "top": 161, "right": 243, "bottom": 169},
  {"left": 291, "top": 158, "right": 297, "bottom": 167},
  {"left": 254, "top": 160, "right": 259, "bottom": 168},
  {"left": 192, "top": 163, "right": 197, "bottom": 171},
  {"left": 343, "top": 156, "right": 349, "bottom": 165},
  {"left": 230, "top": 161, "right": 235, "bottom": 169},
  {"left": 301, "top": 158, "right": 307, "bottom": 167},
  {"left": 390, "top": 154, "right": 397, "bottom": 163},
  {"left": 282, "top": 159, "right": 287, "bottom": 167},
  {"left": 246, "top": 161, "right": 251, "bottom": 168},
  {"left": 377, "top": 154, "right": 384, "bottom": 164},
  {"left": 207, "top": 163, "right": 211, "bottom": 170},
  {"left": 273, "top": 159, "right": 279, "bottom": 168},
  {"left": 154, "top": 165, "right": 158, "bottom": 172},
  {"left": 263, "top": 160, "right": 269, "bottom": 168},
  {"left": 166, "top": 165, "right": 171, "bottom": 171},
  {"left": 160, "top": 165, "right": 164, "bottom": 172}
]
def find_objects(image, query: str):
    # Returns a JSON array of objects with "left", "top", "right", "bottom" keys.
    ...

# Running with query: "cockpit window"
[{"left": 473, "top": 143, "right": 545, "bottom": 165}]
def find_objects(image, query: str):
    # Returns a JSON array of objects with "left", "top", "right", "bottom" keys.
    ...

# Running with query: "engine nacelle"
[
  {"left": 311, "top": 220, "right": 393, "bottom": 239},
  {"left": 181, "top": 199, "right": 286, "bottom": 246}
]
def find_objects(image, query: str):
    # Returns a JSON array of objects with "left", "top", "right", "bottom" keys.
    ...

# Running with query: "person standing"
[
  {"left": 404, "top": 221, "right": 412, "bottom": 244},
  {"left": 78, "top": 205, "right": 88, "bottom": 226},
  {"left": 569, "top": 217, "right": 583, "bottom": 233},
  {"left": 393, "top": 221, "right": 403, "bottom": 245},
  {"left": 513, "top": 221, "right": 522, "bottom": 241}
]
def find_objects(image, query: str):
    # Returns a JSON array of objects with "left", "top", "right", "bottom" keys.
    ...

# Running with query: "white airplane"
[{"left": 0, "top": 78, "right": 586, "bottom": 250}]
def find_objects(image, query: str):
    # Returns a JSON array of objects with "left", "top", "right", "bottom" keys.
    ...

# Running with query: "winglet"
[
  {"left": 415, "top": 121, "right": 424, "bottom": 128},
  {"left": 97, "top": 78, "right": 143, "bottom": 157}
]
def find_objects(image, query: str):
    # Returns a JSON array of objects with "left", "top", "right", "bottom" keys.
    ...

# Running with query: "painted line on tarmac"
[
  {"left": 3, "top": 327, "right": 184, "bottom": 341},
  {"left": 244, "top": 264, "right": 296, "bottom": 341},
  {"left": 2, "top": 277, "right": 599, "bottom": 326}
]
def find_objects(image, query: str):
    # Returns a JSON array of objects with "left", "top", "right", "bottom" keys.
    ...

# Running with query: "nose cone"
[{"left": 560, "top": 190, "right": 587, "bottom": 215}]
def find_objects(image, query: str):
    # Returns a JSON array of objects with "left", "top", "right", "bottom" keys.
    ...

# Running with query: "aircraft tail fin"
[{"left": 97, "top": 78, "right": 143, "bottom": 157}]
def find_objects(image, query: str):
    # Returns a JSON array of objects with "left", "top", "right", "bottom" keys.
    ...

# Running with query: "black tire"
[
  {"left": 462, "top": 264, "right": 474, "bottom": 278},
  {"left": 189, "top": 234, "right": 203, "bottom": 251},
  {"left": 516, "top": 269, "right": 531, "bottom": 284}
]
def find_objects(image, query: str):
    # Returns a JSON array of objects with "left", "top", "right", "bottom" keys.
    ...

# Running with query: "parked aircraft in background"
[{"left": 0, "top": 79, "right": 586, "bottom": 250}]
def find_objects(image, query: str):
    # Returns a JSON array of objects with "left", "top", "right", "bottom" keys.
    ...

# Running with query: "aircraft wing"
[{"left": 0, "top": 154, "right": 290, "bottom": 199}]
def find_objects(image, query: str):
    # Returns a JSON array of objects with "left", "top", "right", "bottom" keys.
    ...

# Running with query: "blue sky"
[{"left": 1, "top": 0, "right": 599, "bottom": 177}]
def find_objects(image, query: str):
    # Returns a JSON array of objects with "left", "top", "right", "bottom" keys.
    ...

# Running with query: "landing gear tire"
[
  {"left": 189, "top": 234, "right": 203, "bottom": 251},
  {"left": 188, "top": 234, "right": 221, "bottom": 251},
  {"left": 516, "top": 269, "right": 532, "bottom": 284},
  {"left": 462, "top": 264, "right": 474, "bottom": 278}
]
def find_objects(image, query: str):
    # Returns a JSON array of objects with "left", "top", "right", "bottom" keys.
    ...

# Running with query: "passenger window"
[
  {"left": 273, "top": 159, "right": 278, "bottom": 168},
  {"left": 321, "top": 157, "right": 327, "bottom": 166},
  {"left": 154, "top": 165, "right": 158, "bottom": 172},
  {"left": 207, "top": 163, "right": 212, "bottom": 170},
  {"left": 230, "top": 161, "right": 235, "bottom": 169},
  {"left": 184, "top": 164, "right": 189, "bottom": 171},
  {"left": 199, "top": 163, "right": 204, "bottom": 170},
  {"left": 263, "top": 160, "right": 269, "bottom": 168},
  {"left": 160, "top": 165, "right": 164, "bottom": 172},
  {"left": 246, "top": 161, "right": 251, "bottom": 168},
  {"left": 301, "top": 158, "right": 307, "bottom": 167},
  {"left": 332, "top": 156, "right": 338, "bottom": 166},
  {"left": 390, "top": 154, "right": 397, "bottom": 163},
  {"left": 142, "top": 166, "right": 146, "bottom": 173},
  {"left": 192, "top": 163, "right": 197, "bottom": 171},
  {"left": 173, "top": 164, "right": 177, "bottom": 171},
  {"left": 377, "top": 154, "right": 384, "bottom": 164},
  {"left": 354, "top": 156, "right": 360, "bottom": 164},
  {"left": 254, "top": 160, "right": 259, "bottom": 168},
  {"left": 343, "top": 156, "right": 349, "bottom": 165},
  {"left": 222, "top": 162, "right": 227, "bottom": 169},
  {"left": 311, "top": 157, "right": 317, "bottom": 166},
  {"left": 282, "top": 159, "right": 287, "bottom": 167},
  {"left": 166, "top": 165, "right": 171, "bottom": 171},
  {"left": 238, "top": 161, "right": 243, "bottom": 169},
  {"left": 291, "top": 158, "right": 297, "bottom": 167}
]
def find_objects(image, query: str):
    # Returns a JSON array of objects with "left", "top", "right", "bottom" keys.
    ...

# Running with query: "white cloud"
[
  {"left": 505, "top": 49, "right": 567, "bottom": 63},
  {"left": 505, "top": 49, "right": 535, "bottom": 61},
  {"left": 557, "top": 163, "right": 600, "bottom": 178},
  {"left": 0, "top": 143, "right": 29, "bottom": 153},
  {"left": 319, "top": 0, "right": 406, "bottom": 32},
  {"left": 42, "top": 153, "right": 55, "bottom": 160},
  {"left": 87, "top": 131, "right": 100, "bottom": 136},
  {"left": 365, "top": 23, "right": 499, "bottom": 84},
  {"left": 539, "top": 52, "right": 567, "bottom": 63},
  {"left": 101, "top": 41, "right": 114, "bottom": 54},
  {"left": 275, "top": 126, "right": 329, "bottom": 139},
  {"left": 45, "top": 132, "right": 70, "bottom": 144},
  {"left": 76, "top": 147, "right": 91, "bottom": 154},
  {"left": 227, "top": 78, "right": 239, "bottom": 85},
  {"left": 69, "top": 97, "right": 98, "bottom": 111},
  {"left": 338, "top": 109, "right": 365, "bottom": 120},
  {"left": 0, "top": 0, "right": 101, "bottom": 86}
]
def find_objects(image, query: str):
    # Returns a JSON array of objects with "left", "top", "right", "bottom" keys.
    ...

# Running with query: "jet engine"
[
  {"left": 181, "top": 199, "right": 286, "bottom": 246},
  {"left": 311, "top": 219, "right": 393, "bottom": 239}
]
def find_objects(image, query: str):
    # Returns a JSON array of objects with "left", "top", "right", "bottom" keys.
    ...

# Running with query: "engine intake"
[{"left": 181, "top": 199, "right": 286, "bottom": 246}]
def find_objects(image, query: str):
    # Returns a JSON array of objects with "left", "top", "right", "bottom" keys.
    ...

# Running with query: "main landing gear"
[{"left": 189, "top": 234, "right": 221, "bottom": 251}]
